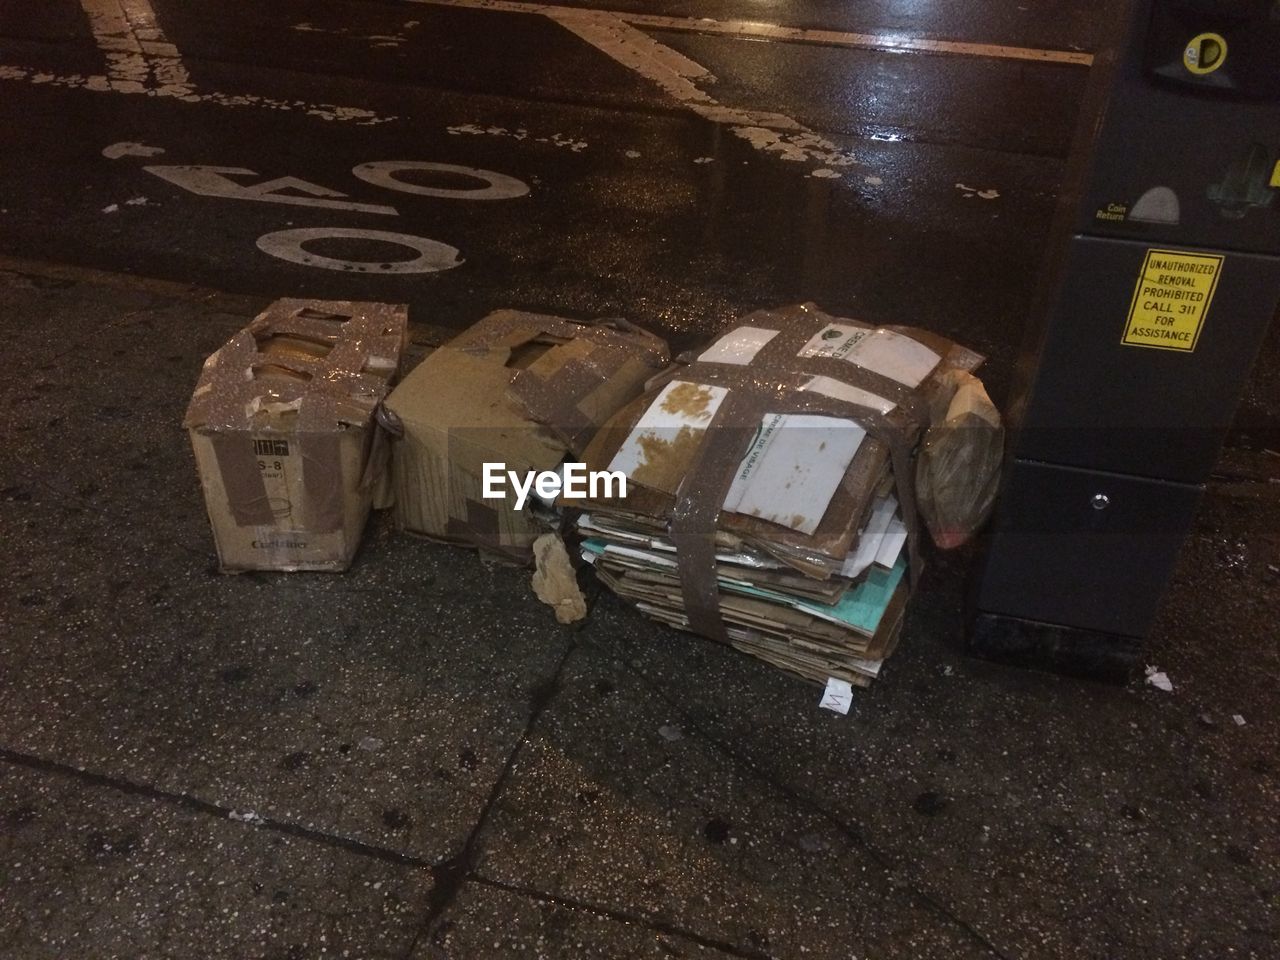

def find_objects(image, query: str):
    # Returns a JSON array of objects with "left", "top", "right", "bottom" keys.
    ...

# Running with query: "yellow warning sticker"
[{"left": 1121, "top": 249, "right": 1223, "bottom": 352}]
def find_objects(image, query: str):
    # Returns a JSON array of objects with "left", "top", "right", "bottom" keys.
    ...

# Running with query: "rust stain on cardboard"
[
  {"left": 630, "top": 426, "right": 703, "bottom": 491},
  {"left": 660, "top": 382, "right": 716, "bottom": 420}
]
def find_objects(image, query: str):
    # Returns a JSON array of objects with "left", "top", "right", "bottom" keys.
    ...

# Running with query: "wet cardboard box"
[
  {"left": 384, "top": 309, "right": 669, "bottom": 561},
  {"left": 184, "top": 298, "right": 408, "bottom": 572}
]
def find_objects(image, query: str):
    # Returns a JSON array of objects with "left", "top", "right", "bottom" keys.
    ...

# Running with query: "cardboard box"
[
  {"left": 384, "top": 310, "right": 669, "bottom": 560},
  {"left": 184, "top": 299, "right": 408, "bottom": 572}
]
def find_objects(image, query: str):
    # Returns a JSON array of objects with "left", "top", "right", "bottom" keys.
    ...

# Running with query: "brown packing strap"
[
  {"left": 666, "top": 312, "right": 930, "bottom": 643},
  {"left": 510, "top": 369, "right": 596, "bottom": 455},
  {"left": 438, "top": 310, "right": 670, "bottom": 458},
  {"left": 301, "top": 432, "right": 346, "bottom": 534},
  {"left": 509, "top": 345, "right": 648, "bottom": 455},
  {"left": 209, "top": 434, "right": 274, "bottom": 527},
  {"left": 444, "top": 502, "right": 534, "bottom": 563},
  {"left": 185, "top": 299, "right": 408, "bottom": 434},
  {"left": 451, "top": 310, "right": 669, "bottom": 368}
]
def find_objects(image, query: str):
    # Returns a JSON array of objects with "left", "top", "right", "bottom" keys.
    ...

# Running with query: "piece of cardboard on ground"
[
  {"left": 384, "top": 309, "right": 669, "bottom": 562},
  {"left": 184, "top": 299, "right": 408, "bottom": 572}
]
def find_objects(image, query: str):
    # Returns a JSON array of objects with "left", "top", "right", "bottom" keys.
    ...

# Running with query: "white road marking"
[
  {"left": 351, "top": 161, "right": 530, "bottom": 200},
  {"left": 445, "top": 123, "right": 589, "bottom": 151},
  {"left": 404, "top": 0, "right": 1089, "bottom": 168},
  {"left": 0, "top": 64, "right": 396, "bottom": 124},
  {"left": 79, "top": 0, "right": 192, "bottom": 94},
  {"left": 620, "top": 12, "right": 1094, "bottom": 66},
  {"left": 546, "top": 9, "right": 856, "bottom": 167},
  {"left": 102, "top": 140, "right": 165, "bottom": 159},
  {"left": 255, "top": 227, "right": 464, "bottom": 273},
  {"left": 143, "top": 165, "right": 400, "bottom": 215},
  {"left": 292, "top": 22, "right": 411, "bottom": 49},
  {"left": 404, "top": 0, "right": 1093, "bottom": 66}
]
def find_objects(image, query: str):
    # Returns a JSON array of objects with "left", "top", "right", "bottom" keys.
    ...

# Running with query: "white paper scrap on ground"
[
  {"left": 607, "top": 380, "right": 729, "bottom": 477},
  {"left": 721, "top": 413, "right": 865, "bottom": 535},
  {"left": 819, "top": 677, "right": 854, "bottom": 714},
  {"left": 799, "top": 324, "right": 940, "bottom": 388},
  {"left": 1144, "top": 665, "right": 1173, "bottom": 692},
  {"left": 698, "top": 326, "right": 779, "bottom": 365},
  {"left": 800, "top": 374, "right": 896, "bottom": 415},
  {"left": 1233, "top": 714, "right": 1247, "bottom": 726}
]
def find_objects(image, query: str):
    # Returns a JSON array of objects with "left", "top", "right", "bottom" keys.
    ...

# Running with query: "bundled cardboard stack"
[{"left": 572, "top": 304, "right": 985, "bottom": 686}]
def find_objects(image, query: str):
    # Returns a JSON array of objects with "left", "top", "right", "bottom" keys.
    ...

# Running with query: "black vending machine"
[{"left": 968, "top": 0, "right": 1280, "bottom": 677}]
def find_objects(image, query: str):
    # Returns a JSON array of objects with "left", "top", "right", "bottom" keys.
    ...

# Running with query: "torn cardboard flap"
[
  {"left": 186, "top": 299, "right": 408, "bottom": 573},
  {"left": 184, "top": 299, "right": 408, "bottom": 434},
  {"left": 386, "top": 309, "right": 670, "bottom": 560}
]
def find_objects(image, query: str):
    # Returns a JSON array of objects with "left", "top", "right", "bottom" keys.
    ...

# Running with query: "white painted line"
[
  {"left": 403, "top": 0, "right": 1093, "bottom": 66},
  {"left": 543, "top": 9, "right": 855, "bottom": 168},
  {"left": 102, "top": 140, "right": 165, "bottom": 159},
  {"left": 79, "top": 0, "right": 192, "bottom": 94},
  {"left": 351, "top": 161, "right": 530, "bottom": 200},
  {"left": 143, "top": 165, "right": 401, "bottom": 215},
  {"left": 256, "top": 227, "right": 463, "bottom": 273},
  {"left": 622, "top": 13, "right": 1094, "bottom": 66},
  {"left": 0, "top": 64, "right": 397, "bottom": 124}
]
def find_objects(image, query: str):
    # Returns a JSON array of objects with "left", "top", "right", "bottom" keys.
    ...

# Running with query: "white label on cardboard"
[
  {"left": 799, "top": 324, "right": 940, "bottom": 388},
  {"left": 819, "top": 677, "right": 854, "bottom": 714},
  {"left": 607, "top": 380, "right": 729, "bottom": 478},
  {"left": 874, "top": 516, "right": 908, "bottom": 569},
  {"left": 799, "top": 374, "right": 896, "bottom": 415},
  {"left": 697, "top": 326, "right": 779, "bottom": 365},
  {"left": 721, "top": 413, "right": 865, "bottom": 535},
  {"left": 841, "top": 496, "right": 898, "bottom": 579}
]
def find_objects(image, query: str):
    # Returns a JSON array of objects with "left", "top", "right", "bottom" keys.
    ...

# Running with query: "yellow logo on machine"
[
  {"left": 1122, "top": 249, "right": 1224, "bottom": 352},
  {"left": 1183, "top": 32, "right": 1227, "bottom": 76}
]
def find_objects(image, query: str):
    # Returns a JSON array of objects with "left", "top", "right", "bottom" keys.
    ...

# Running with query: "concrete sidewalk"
[{"left": 0, "top": 258, "right": 1277, "bottom": 960}]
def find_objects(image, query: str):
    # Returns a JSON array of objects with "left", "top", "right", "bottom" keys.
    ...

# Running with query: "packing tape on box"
[
  {"left": 454, "top": 310, "right": 671, "bottom": 457},
  {"left": 185, "top": 299, "right": 408, "bottom": 532},
  {"left": 452, "top": 310, "right": 669, "bottom": 367}
]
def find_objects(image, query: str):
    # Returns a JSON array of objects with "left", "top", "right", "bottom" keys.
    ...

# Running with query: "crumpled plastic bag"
[{"left": 915, "top": 370, "right": 1004, "bottom": 549}]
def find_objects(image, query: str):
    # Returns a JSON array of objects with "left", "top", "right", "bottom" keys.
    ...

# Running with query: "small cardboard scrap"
[
  {"left": 532, "top": 532, "right": 587, "bottom": 624},
  {"left": 184, "top": 299, "right": 408, "bottom": 572}
]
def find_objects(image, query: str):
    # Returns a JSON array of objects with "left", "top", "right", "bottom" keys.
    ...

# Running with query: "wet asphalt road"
[{"left": 1, "top": 1, "right": 1279, "bottom": 959}]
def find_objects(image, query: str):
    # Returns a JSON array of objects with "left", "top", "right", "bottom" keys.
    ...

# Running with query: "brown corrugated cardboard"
[
  {"left": 384, "top": 310, "right": 669, "bottom": 560},
  {"left": 184, "top": 298, "right": 408, "bottom": 572},
  {"left": 574, "top": 303, "right": 988, "bottom": 687}
]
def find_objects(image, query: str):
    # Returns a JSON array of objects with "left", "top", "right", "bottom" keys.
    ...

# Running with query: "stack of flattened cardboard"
[
  {"left": 572, "top": 304, "right": 984, "bottom": 686},
  {"left": 384, "top": 310, "right": 669, "bottom": 561},
  {"left": 185, "top": 299, "right": 408, "bottom": 572}
]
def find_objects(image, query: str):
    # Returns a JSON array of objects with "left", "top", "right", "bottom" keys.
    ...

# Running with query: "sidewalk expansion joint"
[
  {"left": 0, "top": 746, "right": 436, "bottom": 871},
  {"left": 401, "top": 636, "right": 580, "bottom": 960},
  {"left": 469, "top": 873, "right": 778, "bottom": 960},
  {"left": 615, "top": 654, "right": 1016, "bottom": 960}
]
